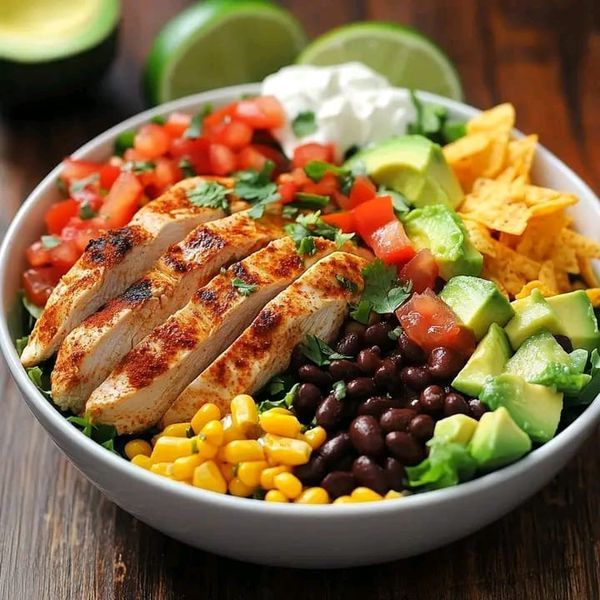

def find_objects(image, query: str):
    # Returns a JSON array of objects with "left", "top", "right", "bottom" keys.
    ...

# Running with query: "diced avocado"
[
  {"left": 402, "top": 205, "right": 483, "bottom": 280},
  {"left": 440, "top": 276, "right": 515, "bottom": 340},
  {"left": 433, "top": 414, "right": 478, "bottom": 445},
  {"left": 468, "top": 407, "right": 532, "bottom": 471},
  {"left": 506, "top": 330, "right": 591, "bottom": 394},
  {"left": 546, "top": 290, "right": 600, "bottom": 352},
  {"left": 452, "top": 323, "right": 512, "bottom": 396},
  {"left": 479, "top": 373, "right": 563, "bottom": 443},
  {"left": 345, "top": 135, "right": 464, "bottom": 208},
  {"left": 504, "top": 289, "right": 561, "bottom": 349}
]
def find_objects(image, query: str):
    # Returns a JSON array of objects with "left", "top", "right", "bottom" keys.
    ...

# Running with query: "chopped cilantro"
[
  {"left": 332, "top": 380, "right": 347, "bottom": 401},
  {"left": 442, "top": 120, "right": 467, "bottom": 143},
  {"left": 70, "top": 173, "right": 99, "bottom": 196},
  {"left": 187, "top": 180, "right": 230, "bottom": 213},
  {"left": 300, "top": 335, "right": 351, "bottom": 367},
  {"left": 41, "top": 235, "right": 60, "bottom": 249},
  {"left": 408, "top": 90, "right": 466, "bottom": 145},
  {"left": 336, "top": 274, "right": 358, "bottom": 294},
  {"left": 184, "top": 103, "right": 213, "bottom": 139},
  {"left": 114, "top": 129, "right": 135, "bottom": 156},
  {"left": 234, "top": 160, "right": 280, "bottom": 219},
  {"left": 388, "top": 326, "right": 402, "bottom": 341},
  {"left": 258, "top": 382, "right": 299, "bottom": 413},
  {"left": 297, "top": 236, "right": 316, "bottom": 256},
  {"left": 284, "top": 211, "right": 355, "bottom": 256},
  {"left": 178, "top": 158, "right": 196, "bottom": 178},
  {"left": 349, "top": 300, "right": 372, "bottom": 325},
  {"left": 291, "top": 192, "right": 330, "bottom": 210},
  {"left": 232, "top": 278, "right": 257, "bottom": 296},
  {"left": 79, "top": 202, "right": 97, "bottom": 220},
  {"left": 67, "top": 414, "right": 118, "bottom": 453},
  {"left": 291, "top": 111, "right": 317, "bottom": 137},
  {"left": 123, "top": 160, "right": 155, "bottom": 174},
  {"left": 304, "top": 161, "right": 348, "bottom": 182},
  {"left": 151, "top": 115, "right": 167, "bottom": 125},
  {"left": 282, "top": 205, "right": 299, "bottom": 220}
]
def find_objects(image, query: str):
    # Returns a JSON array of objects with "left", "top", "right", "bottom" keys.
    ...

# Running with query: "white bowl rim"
[{"left": 1, "top": 83, "right": 598, "bottom": 518}]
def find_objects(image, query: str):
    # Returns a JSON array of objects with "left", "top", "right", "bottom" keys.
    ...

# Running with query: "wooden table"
[{"left": 1, "top": 1, "right": 598, "bottom": 598}]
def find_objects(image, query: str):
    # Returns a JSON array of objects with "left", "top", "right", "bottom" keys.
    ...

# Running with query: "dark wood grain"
[{"left": 0, "top": 1, "right": 598, "bottom": 598}]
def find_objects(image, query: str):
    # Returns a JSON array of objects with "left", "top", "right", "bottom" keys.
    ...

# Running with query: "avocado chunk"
[
  {"left": 506, "top": 330, "right": 591, "bottom": 394},
  {"left": 504, "top": 289, "right": 561, "bottom": 349},
  {"left": 433, "top": 414, "right": 479, "bottom": 445},
  {"left": 345, "top": 135, "right": 464, "bottom": 208},
  {"left": 402, "top": 205, "right": 483, "bottom": 280},
  {"left": 468, "top": 407, "right": 532, "bottom": 471},
  {"left": 546, "top": 290, "right": 600, "bottom": 352},
  {"left": 479, "top": 373, "right": 563, "bottom": 443},
  {"left": 440, "top": 276, "right": 514, "bottom": 340},
  {"left": 452, "top": 323, "right": 512, "bottom": 396}
]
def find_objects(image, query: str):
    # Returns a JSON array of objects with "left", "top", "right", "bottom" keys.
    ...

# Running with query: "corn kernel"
[
  {"left": 273, "top": 472, "right": 303, "bottom": 499},
  {"left": 131, "top": 454, "right": 152, "bottom": 469},
  {"left": 150, "top": 462, "right": 174, "bottom": 478},
  {"left": 172, "top": 454, "right": 203, "bottom": 480},
  {"left": 351, "top": 487, "right": 383, "bottom": 502},
  {"left": 192, "top": 460, "right": 227, "bottom": 493},
  {"left": 124, "top": 439, "right": 152, "bottom": 459},
  {"left": 259, "top": 465, "right": 291, "bottom": 490},
  {"left": 259, "top": 412, "right": 302, "bottom": 437},
  {"left": 151, "top": 436, "right": 194, "bottom": 463},
  {"left": 223, "top": 440, "right": 264, "bottom": 463},
  {"left": 194, "top": 437, "right": 218, "bottom": 459},
  {"left": 231, "top": 394, "right": 259, "bottom": 434},
  {"left": 219, "top": 461, "right": 236, "bottom": 482},
  {"left": 264, "top": 407, "right": 293, "bottom": 415},
  {"left": 200, "top": 420, "right": 224, "bottom": 446},
  {"left": 191, "top": 403, "right": 221, "bottom": 434},
  {"left": 229, "top": 477, "right": 254, "bottom": 497},
  {"left": 262, "top": 433, "right": 311, "bottom": 466},
  {"left": 384, "top": 490, "right": 403, "bottom": 500},
  {"left": 222, "top": 415, "right": 246, "bottom": 443},
  {"left": 237, "top": 460, "right": 268, "bottom": 487},
  {"left": 303, "top": 426, "right": 327, "bottom": 450},
  {"left": 333, "top": 495, "right": 353, "bottom": 504},
  {"left": 162, "top": 422, "right": 191, "bottom": 438},
  {"left": 265, "top": 490, "right": 288, "bottom": 503},
  {"left": 295, "top": 487, "right": 330, "bottom": 504}
]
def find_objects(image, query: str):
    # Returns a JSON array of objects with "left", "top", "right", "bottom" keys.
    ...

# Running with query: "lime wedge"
[
  {"left": 296, "top": 22, "right": 463, "bottom": 100},
  {"left": 144, "top": 0, "right": 307, "bottom": 105}
]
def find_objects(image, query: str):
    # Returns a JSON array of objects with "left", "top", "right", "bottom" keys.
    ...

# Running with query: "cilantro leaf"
[
  {"left": 41, "top": 235, "right": 60, "bottom": 249},
  {"left": 232, "top": 278, "right": 257, "bottom": 296},
  {"left": 282, "top": 205, "right": 299, "bottom": 220},
  {"left": 70, "top": 173, "right": 99, "bottom": 196},
  {"left": 292, "top": 111, "right": 317, "bottom": 137},
  {"left": 258, "top": 382, "right": 299, "bottom": 413},
  {"left": 304, "top": 161, "right": 348, "bottom": 182},
  {"left": 178, "top": 158, "right": 196, "bottom": 178},
  {"left": 79, "top": 202, "right": 98, "bottom": 220},
  {"left": 388, "top": 326, "right": 402, "bottom": 341},
  {"left": 187, "top": 180, "right": 230, "bottom": 212},
  {"left": 123, "top": 160, "right": 156, "bottom": 174},
  {"left": 297, "top": 236, "right": 316, "bottom": 256},
  {"left": 349, "top": 300, "right": 372, "bottom": 325},
  {"left": 332, "top": 380, "right": 347, "bottom": 401},
  {"left": 300, "top": 335, "right": 351, "bottom": 367},
  {"left": 234, "top": 160, "right": 280, "bottom": 218},
  {"left": 442, "top": 120, "right": 467, "bottom": 143},
  {"left": 151, "top": 115, "right": 167, "bottom": 125},
  {"left": 336, "top": 274, "right": 358, "bottom": 294},
  {"left": 184, "top": 104, "right": 213, "bottom": 139},
  {"left": 284, "top": 211, "right": 355, "bottom": 256},
  {"left": 114, "top": 129, "right": 135, "bottom": 156},
  {"left": 408, "top": 90, "right": 466, "bottom": 145}
]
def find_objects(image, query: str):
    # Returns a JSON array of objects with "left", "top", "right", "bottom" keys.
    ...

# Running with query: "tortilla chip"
[
  {"left": 578, "top": 255, "right": 600, "bottom": 288},
  {"left": 492, "top": 241, "right": 541, "bottom": 280},
  {"left": 562, "top": 229, "right": 600, "bottom": 259},
  {"left": 482, "top": 132, "right": 510, "bottom": 179},
  {"left": 444, "top": 134, "right": 494, "bottom": 192},
  {"left": 586, "top": 288, "right": 600, "bottom": 307},
  {"left": 515, "top": 280, "right": 557, "bottom": 299},
  {"left": 529, "top": 195, "right": 578, "bottom": 217},
  {"left": 553, "top": 267, "right": 572, "bottom": 292},
  {"left": 505, "top": 135, "right": 537, "bottom": 180},
  {"left": 549, "top": 232, "right": 580, "bottom": 274},
  {"left": 515, "top": 211, "right": 568, "bottom": 261},
  {"left": 538, "top": 260, "right": 559, "bottom": 291},
  {"left": 498, "top": 232, "right": 520, "bottom": 249},
  {"left": 467, "top": 103, "right": 515, "bottom": 136},
  {"left": 461, "top": 218, "right": 497, "bottom": 256},
  {"left": 483, "top": 256, "right": 526, "bottom": 296}
]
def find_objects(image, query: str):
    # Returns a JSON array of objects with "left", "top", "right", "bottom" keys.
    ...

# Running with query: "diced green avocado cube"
[
  {"left": 504, "top": 289, "right": 561, "bottom": 349},
  {"left": 479, "top": 373, "right": 563, "bottom": 443},
  {"left": 468, "top": 407, "right": 532, "bottom": 471},
  {"left": 440, "top": 276, "right": 515, "bottom": 339},
  {"left": 345, "top": 135, "right": 464, "bottom": 208},
  {"left": 452, "top": 323, "right": 512, "bottom": 396},
  {"left": 506, "top": 330, "right": 591, "bottom": 394},
  {"left": 433, "top": 414, "right": 479, "bottom": 445},
  {"left": 403, "top": 205, "right": 483, "bottom": 280},
  {"left": 546, "top": 290, "right": 600, "bottom": 352},
  {"left": 569, "top": 349, "right": 589, "bottom": 374}
]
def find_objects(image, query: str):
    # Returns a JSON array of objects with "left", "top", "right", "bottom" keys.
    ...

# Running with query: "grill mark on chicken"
[{"left": 83, "top": 226, "right": 149, "bottom": 268}]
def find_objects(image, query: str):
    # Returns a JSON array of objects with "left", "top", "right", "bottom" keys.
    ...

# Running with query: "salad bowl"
[{"left": 1, "top": 84, "right": 599, "bottom": 568}]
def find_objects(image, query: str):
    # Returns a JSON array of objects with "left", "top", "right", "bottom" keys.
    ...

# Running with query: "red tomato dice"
[
  {"left": 204, "top": 102, "right": 238, "bottom": 128},
  {"left": 99, "top": 172, "right": 143, "bottom": 229},
  {"left": 60, "top": 159, "right": 100, "bottom": 186},
  {"left": 277, "top": 181, "right": 298, "bottom": 204},
  {"left": 215, "top": 120, "right": 253, "bottom": 150},
  {"left": 133, "top": 123, "right": 171, "bottom": 159},
  {"left": 366, "top": 219, "right": 415, "bottom": 265},
  {"left": 292, "top": 143, "right": 335, "bottom": 169},
  {"left": 99, "top": 164, "right": 121, "bottom": 189},
  {"left": 44, "top": 198, "right": 80, "bottom": 235},
  {"left": 349, "top": 176, "right": 377, "bottom": 208},
  {"left": 61, "top": 217, "right": 103, "bottom": 252},
  {"left": 22, "top": 266, "right": 62, "bottom": 306},
  {"left": 25, "top": 241, "right": 52, "bottom": 268},
  {"left": 209, "top": 144, "right": 236, "bottom": 176},
  {"left": 399, "top": 249, "right": 439, "bottom": 293},
  {"left": 50, "top": 239, "right": 80, "bottom": 274},
  {"left": 233, "top": 96, "right": 285, "bottom": 129},
  {"left": 164, "top": 112, "right": 192, "bottom": 137},
  {"left": 321, "top": 211, "right": 356, "bottom": 233},
  {"left": 169, "top": 137, "right": 211, "bottom": 174},
  {"left": 352, "top": 195, "right": 395, "bottom": 240}
]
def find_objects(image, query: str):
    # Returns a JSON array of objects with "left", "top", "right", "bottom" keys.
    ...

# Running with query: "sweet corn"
[
  {"left": 131, "top": 454, "right": 152, "bottom": 469},
  {"left": 259, "top": 411, "right": 302, "bottom": 437},
  {"left": 351, "top": 487, "right": 383, "bottom": 502},
  {"left": 384, "top": 490, "right": 403, "bottom": 500},
  {"left": 303, "top": 426, "right": 327, "bottom": 450},
  {"left": 150, "top": 462, "right": 174, "bottom": 478},
  {"left": 259, "top": 465, "right": 291, "bottom": 490},
  {"left": 194, "top": 437, "right": 218, "bottom": 459},
  {"left": 200, "top": 420, "right": 224, "bottom": 446},
  {"left": 237, "top": 460, "right": 269, "bottom": 488},
  {"left": 295, "top": 487, "right": 330, "bottom": 504},
  {"left": 265, "top": 407, "right": 293, "bottom": 415},
  {"left": 222, "top": 415, "right": 246, "bottom": 443},
  {"left": 333, "top": 495, "right": 353, "bottom": 504},
  {"left": 230, "top": 394, "right": 259, "bottom": 434},
  {"left": 192, "top": 460, "right": 227, "bottom": 493},
  {"left": 262, "top": 433, "right": 311, "bottom": 466},
  {"left": 124, "top": 439, "right": 152, "bottom": 459},
  {"left": 223, "top": 440, "right": 264, "bottom": 463},
  {"left": 191, "top": 403, "right": 221, "bottom": 434},
  {"left": 162, "top": 422, "right": 191, "bottom": 438},
  {"left": 265, "top": 490, "right": 288, "bottom": 503},
  {"left": 273, "top": 472, "right": 303, "bottom": 499},
  {"left": 219, "top": 461, "right": 236, "bottom": 482},
  {"left": 229, "top": 477, "right": 254, "bottom": 498},
  {"left": 172, "top": 454, "right": 203, "bottom": 480},
  {"left": 151, "top": 436, "right": 193, "bottom": 463}
]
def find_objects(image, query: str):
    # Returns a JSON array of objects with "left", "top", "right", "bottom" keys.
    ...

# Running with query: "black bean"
[
  {"left": 320, "top": 432, "right": 353, "bottom": 464},
  {"left": 419, "top": 385, "right": 446, "bottom": 414},
  {"left": 329, "top": 359, "right": 361, "bottom": 380},
  {"left": 331, "top": 454, "right": 356, "bottom": 472},
  {"left": 293, "top": 383, "right": 322, "bottom": 422},
  {"left": 294, "top": 454, "right": 327, "bottom": 486},
  {"left": 428, "top": 347, "right": 466, "bottom": 380},
  {"left": 343, "top": 321, "right": 367, "bottom": 338},
  {"left": 374, "top": 359, "right": 400, "bottom": 390},
  {"left": 554, "top": 334, "right": 573, "bottom": 353},
  {"left": 406, "top": 396, "right": 422, "bottom": 412},
  {"left": 321, "top": 471, "right": 356, "bottom": 499},
  {"left": 352, "top": 455, "right": 388, "bottom": 495},
  {"left": 356, "top": 347, "right": 382, "bottom": 374},
  {"left": 468, "top": 398, "right": 488, "bottom": 420},
  {"left": 315, "top": 394, "right": 344, "bottom": 430},
  {"left": 379, "top": 408, "right": 416, "bottom": 433},
  {"left": 357, "top": 396, "right": 395, "bottom": 418},
  {"left": 444, "top": 392, "right": 470, "bottom": 416},
  {"left": 409, "top": 414, "right": 435, "bottom": 441},
  {"left": 349, "top": 415, "right": 385, "bottom": 456},
  {"left": 297, "top": 364, "right": 333, "bottom": 388},
  {"left": 364, "top": 321, "right": 395, "bottom": 349},
  {"left": 346, "top": 377, "right": 377, "bottom": 399},
  {"left": 400, "top": 365, "right": 432, "bottom": 390},
  {"left": 397, "top": 332, "right": 426, "bottom": 363},
  {"left": 336, "top": 332, "right": 362, "bottom": 357},
  {"left": 387, "top": 350, "right": 404, "bottom": 369},
  {"left": 384, "top": 457, "right": 405, "bottom": 491},
  {"left": 385, "top": 431, "right": 425, "bottom": 465}
]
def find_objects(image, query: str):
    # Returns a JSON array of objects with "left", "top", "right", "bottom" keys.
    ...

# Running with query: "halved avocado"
[{"left": 0, "top": 0, "right": 120, "bottom": 106}]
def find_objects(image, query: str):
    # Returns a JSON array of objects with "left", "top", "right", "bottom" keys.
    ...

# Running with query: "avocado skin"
[{"left": 0, "top": 27, "right": 118, "bottom": 108}]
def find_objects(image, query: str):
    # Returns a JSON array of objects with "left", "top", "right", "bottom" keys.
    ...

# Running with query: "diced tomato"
[
  {"left": 233, "top": 96, "right": 285, "bottom": 129},
  {"left": 366, "top": 220, "right": 415, "bottom": 265},
  {"left": 61, "top": 217, "right": 103, "bottom": 252},
  {"left": 44, "top": 198, "right": 79, "bottom": 235},
  {"left": 204, "top": 102, "right": 238, "bottom": 128},
  {"left": 164, "top": 112, "right": 192, "bottom": 137},
  {"left": 352, "top": 195, "right": 395, "bottom": 240},
  {"left": 99, "top": 172, "right": 143, "bottom": 229},
  {"left": 309, "top": 172, "right": 339, "bottom": 197},
  {"left": 60, "top": 158, "right": 100, "bottom": 186},
  {"left": 250, "top": 144, "right": 289, "bottom": 174},
  {"left": 133, "top": 123, "right": 171, "bottom": 159},
  {"left": 399, "top": 249, "right": 439, "bottom": 293},
  {"left": 332, "top": 191, "right": 352, "bottom": 211},
  {"left": 169, "top": 137, "right": 211, "bottom": 173},
  {"left": 49, "top": 239, "right": 80, "bottom": 274},
  {"left": 277, "top": 181, "right": 298, "bottom": 204},
  {"left": 237, "top": 146, "right": 267, "bottom": 171},
  {"left": 214, "top": 120, "right": 253, "bottom": 150},
  {"left": 321, "top": 211, "right": 355, "bottom": 233},
  {"left": 292, "top": 143, "right": 335, "bottom": 169},
  {"left": 396, "top": 289, "right": 476, "bottom": 356},
  {"left": 349, "top": 176, "right": 377, "bottom": 208},
  {"left": 22, "top": 266, "right": 62, "bottom": 306},
  {"left": 123, "top": 148, "right": 149, "bottom": 162},
  {"left": 99, "top": 164, "right": 121, "bottom": 189},
  {"left": 25, "top": 241, "right": 52, "bottom": 268},
  {"left": 154, "top": 158, "right": 182, "bottom": 190},
  {"left": 209, "top": 144, "right": 236, "bottom": 176},
  {"left": 287, "top": 167, "right": 311, "bottom": 188}
]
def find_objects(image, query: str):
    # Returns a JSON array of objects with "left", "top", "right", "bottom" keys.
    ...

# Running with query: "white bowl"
[{"left": 1, "top": 85, "right": 599, "bottom": 568}]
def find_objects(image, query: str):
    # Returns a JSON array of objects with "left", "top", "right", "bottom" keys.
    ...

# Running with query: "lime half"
[
  {"left": 297, "top": 22, "right": 463, "bottom": 100},
  {"left": 144, "top": 0, "right": 307, "bottom": 105}
]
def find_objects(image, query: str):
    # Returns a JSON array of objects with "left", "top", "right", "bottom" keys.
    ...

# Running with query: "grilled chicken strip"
[
  {"left": 21, "top": 176, "right": 243, "bottom": 367},
  {"left": 86, "top": 238, "right": 356, "bottom": 434},
  {"left": 51, "top": 209, "right": 285, "bottom": 413},
  {"left": 162, "top": 251, "right": 366, "bottom": 426}
]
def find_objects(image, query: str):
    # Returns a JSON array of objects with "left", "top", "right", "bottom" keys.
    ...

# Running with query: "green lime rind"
[{"left": 296, "top": 21, "right": 463, "bottom": 100}]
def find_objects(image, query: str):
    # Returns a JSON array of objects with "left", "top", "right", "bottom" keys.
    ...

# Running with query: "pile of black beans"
[{"left": 290, "top": 314, "right": 488, "bottom": 498}]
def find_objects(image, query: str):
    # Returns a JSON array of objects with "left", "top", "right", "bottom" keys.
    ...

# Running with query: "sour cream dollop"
[{"left": 261, "top": 62, "right": 416, "bottom": 161}]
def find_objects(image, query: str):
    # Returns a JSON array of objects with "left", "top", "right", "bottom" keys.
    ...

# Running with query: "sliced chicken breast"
[
  {"left": 51, "top": 209, "right": 285, "bottom": 413},
  {"left": 163, "top": 251, "right": 366, "bottom": 425},
  {"left": 86, "top": 237, "right": 355, "bottom": 434},
  {"left": 21, "top": 176, "right": 243, "bottom": 367}
]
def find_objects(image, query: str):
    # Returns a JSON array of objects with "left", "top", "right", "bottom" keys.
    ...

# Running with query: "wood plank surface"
[{"left": 0, "top": 1, "right": 598, "bottom": 598}]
